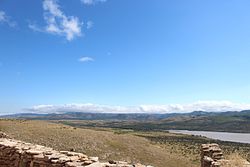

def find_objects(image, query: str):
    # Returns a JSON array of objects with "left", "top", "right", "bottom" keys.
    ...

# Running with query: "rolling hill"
[{"left": 2, "top": 110, "right": 250, "bottom": 133}]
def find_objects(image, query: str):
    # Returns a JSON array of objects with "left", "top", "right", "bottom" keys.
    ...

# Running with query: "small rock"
[{"left": 89, "top": 156, "right": 99, "bottom": 162}]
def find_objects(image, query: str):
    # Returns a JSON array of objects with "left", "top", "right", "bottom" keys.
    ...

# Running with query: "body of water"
[{"left": 169, "top": 130, "right": 250, "bottom": 144}]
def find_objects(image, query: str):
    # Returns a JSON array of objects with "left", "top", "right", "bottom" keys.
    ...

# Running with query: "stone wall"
[
  {"left": 201, "top": 143, "right": 250, "bottom": 167},
  {"left": 200, "top": 143, "right": 224, "bottom": 167},
  {"left": 0, "top": 132, "right": 151, "bottom": 167}
]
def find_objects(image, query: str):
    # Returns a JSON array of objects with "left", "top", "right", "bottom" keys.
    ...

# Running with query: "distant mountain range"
[
  {"left": 2, "top": 110, "right": 250, "bottom": 121},
  {"left": 1, "top": 112, "right": 180, "bottom": 120},
  {"left": 2, "top": 110, "right": 250, "bottom": 133}
]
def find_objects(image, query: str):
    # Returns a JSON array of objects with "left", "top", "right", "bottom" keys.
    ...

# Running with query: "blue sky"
[{"left": 1, "top": 0, "right": 250, "bottom": 114}]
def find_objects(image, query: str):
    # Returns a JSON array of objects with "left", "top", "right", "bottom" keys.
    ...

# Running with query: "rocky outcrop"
[{"left": 0, "top": 132, "right": 152, "bottom": 167}]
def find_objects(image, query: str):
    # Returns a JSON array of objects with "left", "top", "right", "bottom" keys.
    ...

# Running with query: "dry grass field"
[
  {"left": 1, "top": 119, "right": 249, "bottom": 167},
  {"left": 0, "top": 119, "right": 199, "bottom": 167}
]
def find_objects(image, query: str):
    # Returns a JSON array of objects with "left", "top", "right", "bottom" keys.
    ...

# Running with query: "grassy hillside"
[
  {"left": 56, "top": 120, "right": 250, "bottom": 161},
  {"left": 0, "top": 119, "right": 198, "bottom": 167},
  {"left": 1, "top": 119, "right": 250, "bottom": 167},
  {"left": 61, "top": 114, "right": 250, "bottom": 133}
]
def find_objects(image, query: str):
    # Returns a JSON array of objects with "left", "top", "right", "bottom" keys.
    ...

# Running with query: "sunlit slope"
[{"left": 0, "top": 120, "right": 197, "bottom": 167}]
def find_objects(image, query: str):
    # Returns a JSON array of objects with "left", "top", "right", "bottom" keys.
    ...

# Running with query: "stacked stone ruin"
[
  {"left": 200, "top": 143, "right": 225, "bottom": 167},
  {"left": 0, "top": 132, "right": 151, "bottom": 167},
  {"left": 201, "top": 143, "right": 250, "bottom": 167}
]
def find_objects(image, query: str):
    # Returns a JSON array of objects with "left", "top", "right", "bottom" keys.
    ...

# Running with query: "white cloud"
[
  {"left": 26, "top": 101, "right": 250, "bottom": 114},
  {"left": 29, "top": 0, "right": 83, "bottom": 41},
  {"left": 81, "top": 0, "right": 107, "bottom": 5},
  {"left": 78, "top": 56, "right": 94, "bottom": 62},
  {"left": 86, "top": 21, "right": 93, "bottom": 29},
  {"left": 28, "top": 23, "right": 43, "bottom": 32},
  {"left": 0, "top": 11, "right": 16, "bottom": 27},
  {"left": 0, "top": 11, "right": 5, "bottom": 21}
]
